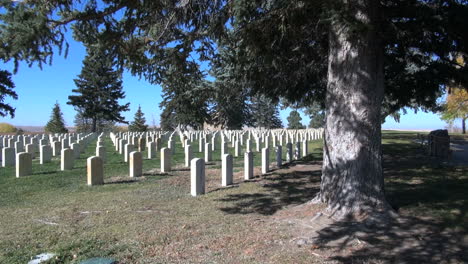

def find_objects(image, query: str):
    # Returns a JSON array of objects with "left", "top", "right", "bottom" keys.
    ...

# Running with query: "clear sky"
[{"left": 0, "top": 35, "right": 449, "bottom": 131}]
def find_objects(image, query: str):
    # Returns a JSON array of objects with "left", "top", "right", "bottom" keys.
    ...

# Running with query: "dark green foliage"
[
  {"left": 67, "top": 49, "right": 130, "bottom": 133},
  {"left": 287, "top": 110, "right": 304, "bottom": 129},
  {"left": 128, "top": 105, "right": 148, "bottom": 132},
  {"left": 251, "top": 95, "right": 283, "bottom": 129},
  {"left": 0, "top": 69, "right": 17, "bottom": 118},
  {"left": 160, "top": 106, "right": 177, "bottom": 131},
  {"left": 45, "top": 102, "right": 68, "bottom": 133},
  {"left": 304, "top": 103, "right": 325, "bottom": 129},
  {"left": 74, "top": 108, "right": 116, "bottom": 133},
  {"left": 159, "top": 64, "right": 210, "bottom": 130}
]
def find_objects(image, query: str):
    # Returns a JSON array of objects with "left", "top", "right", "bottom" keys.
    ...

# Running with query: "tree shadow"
[{"left": 215, "top": 161, "right": 321, "bottom": 215}]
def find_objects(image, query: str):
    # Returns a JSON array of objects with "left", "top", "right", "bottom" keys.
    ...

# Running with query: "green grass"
[{"left": 0, "top": 132, "right": 466, "bottom": 263}]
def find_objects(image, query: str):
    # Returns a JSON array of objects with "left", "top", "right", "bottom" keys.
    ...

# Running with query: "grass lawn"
[{"left": 0, "top": 131, "right": 466, "bottom": 263}]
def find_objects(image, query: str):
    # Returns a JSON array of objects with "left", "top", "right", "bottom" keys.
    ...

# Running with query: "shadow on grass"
[{"left": 215, "top": 160, "right": 321, "bottom": 215}]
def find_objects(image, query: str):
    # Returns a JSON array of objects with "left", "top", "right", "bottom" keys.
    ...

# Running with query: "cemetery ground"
[{"left": 0, "top": 132, "right": 467, "bottom": 263}]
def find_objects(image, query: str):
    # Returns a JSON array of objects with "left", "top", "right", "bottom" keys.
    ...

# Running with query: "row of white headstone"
[
  {"left": 0, "top": 133, "right": 98, "bottom": 177},
  {"left": 100, "top": 129, "right": 323, "bottom": 195}
]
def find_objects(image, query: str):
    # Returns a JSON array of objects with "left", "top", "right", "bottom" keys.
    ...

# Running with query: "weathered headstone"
[
  {"left": 71, "top": 143, "right": 80, "bottom": 158},
  {"left": 16, "top": 152, "right": 32, "bottom": 177},
  {"left": 222, "top": 154, "right": 233, "bottom": 186},
  {"left": 129, "top": 151, "right": 143, "bottom": 177},
  {"left": 262, "top": 147, "right": 269, "bottom": 174},
  {"left": 244, "top": 151, "right": 254, "bottom": 180},
  {"left": 124, "top": 144, "right": 135, "bottom": 163},
  {"left": 40, "top": 145, "right": 52, "bottom": 164},
  {"left": 286, "top": 143, "right": 293, "bottom": 162},
  {"left": 52, "top": 141, "right": 61, "bottom": 156},
  {"left": 161, "top": 147, "right": 171, "bottom": 173},
  {"left": 25, "top": 144, "right": 35, "bottom": 159},
  {"left": 147, "top": 141, "right": 156, "bottom": 159},
  {"left": 185, "top": 144, "right": 193, "bottom": 167},
  {"left": 96, "top": 146, "right": 106, "bottom": 163},
  {"left": 61, "top": 148, "right": 74, "bottom": 170},
  {"left": 276, "top": 145, "right": 282, "bottom": 167},
  {"left": 191, "top": 158, "right": 205, "bottom": 196},
  {"left": 87, "top": 156, "right": 104, "bottom": 185},
  {"left": 2, "top": 147, "right": 15, "bottom": 167},
  {"left": 204, "top": 143, "right": 212, "bottom": 162}
]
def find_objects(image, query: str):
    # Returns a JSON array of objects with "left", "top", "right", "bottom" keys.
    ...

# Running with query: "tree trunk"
[
  {"left": 316, "top": 0, "right": 391, "bottom": 219},
  {"left": 92, "top": 118, "right": 97, "bottom": 133},
  {"left": 462, "top": 118, "right": 466, "bottom": 134}
]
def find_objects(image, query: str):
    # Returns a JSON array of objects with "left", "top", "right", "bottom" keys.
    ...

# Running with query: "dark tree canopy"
[
  {"left": 128, "top": 105, "right": 149, "bottom": 132},
  {"left": 67, "top": 48, "right": 130, "bottom": 132},
  {"left": 2, "top": 0, "right": 468, "bottom": 218},
  {"left": 287, "top": 110, "right": 304, "bottom": 129},
  {"left": 45, "top": 102, "right": 68, "bottom": 134},
  {"left": 305, "top": 103, "right": 325, "bottom": 129},
  {"left": 0, "top": 69, "right": 17, "bottom": 118},
  {"left": 251, "top": 95, "right": 283, "bottom": 129}
]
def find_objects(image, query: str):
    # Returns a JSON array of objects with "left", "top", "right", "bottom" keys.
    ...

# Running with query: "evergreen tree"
[
  {"left": 0, "top": 69, "right": 17, "bottom": 118},
  {"left": 251, "top": 95, "right": 283, "bottom": 129},
  {"left": 3, "top": 0, "right": 468, "bottom": 218},
  {"left": 45, "top": 102, "right": 68, "bottom": 133},
  {"left": 160, "top": 106, "right": 177, "bottom": 131},
  {"left": 67, "top": 49, "right": 130, "bottom": 132},
  {"left": 305, "top": 103, "right": 325, "bottom": 129},
  {"left": 287, "top": 110, "right": 304, "bottom": 129},
  {"left": 128, "top": 105, "right": 148, "bottom": 132}
]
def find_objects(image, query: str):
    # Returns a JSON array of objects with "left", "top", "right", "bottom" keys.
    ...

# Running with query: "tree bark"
[
  {"left": 316, "top": 0, "right": 391, "bottom": 219},
  {"left": 92, "top": 118, "right": 97, "bottom": 133},
  {"left": 462, "top": 118, "right": 466, "bottom": 134}
]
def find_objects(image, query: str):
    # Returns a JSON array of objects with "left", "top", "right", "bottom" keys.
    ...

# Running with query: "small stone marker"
[
  {"left": 222, "top": 154, "right": 233, "bottom": 186},
  {"left": 61, "top": 148, "right": 74, "bottom": 170},
  {"left": 25, "top": 144, "right": 35, "bottom": 159},
  {"left": 204, "top": 143, "right": 212, "bottom": 162},
  {"left": 2, "top": 147, "right": 15, "bottom": 167},
  {"left": 276, "top": 145, "right": 282, "bottom": 167},
  {"left": 262, "top": 147, "right": 270, "bottom": 174},
  {"left": 129, "top": 151, "right": 143, "bottom": 177},
  {"left": 191, "top": 158, "right": 205, "bottom": 196},
  {"left": 138, "top": 137, "right": 146, "bottom": 152},
  {"left": 147, "top": 141, "right": 156, "bottom": 159},
  {"left": 52, "top": 141, "right": 61, "bottom": 156},
  {"left": 16, "top": 152, "right": 32, "bottom": 177},
  {"left": 87, "top": 156, "right": 104, "bottom": 186},
  {"left": 161, "top": 147, "right": 171, "bottom": 173},
  {"left": 96, "top": 146, "right": 106, "bottom": 163},
  {"left": 302, "top": 140, "right": 308, "bottom": 157},
  {"left": 286, "top": 143, "right": 293, "bottom": 162},
  {"left": 124, "top": 144, "right": 135, "bottom": 163},
  {"left": 40, "top": 145, "right": 52, "bottom": 164},
  {"left": 234, "top": 140, "right": 240, "bottom": 157},
  {"left": 294, "top": 142, "right": 301, "bottom": 159},
  {"left": 185, "top": 144, "right": 192, "bottom": 167},
  {"left": 244, "top": 151, "right": 254, "bottom": 180},
  {"left": 71, "top": 143, "right": 80, "bottom": 158}
]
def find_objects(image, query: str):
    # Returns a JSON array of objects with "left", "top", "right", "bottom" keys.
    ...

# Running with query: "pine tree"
[
  {"left": 287, "top": 110, "right": 304, "bottom": 129},
  {"left": 45, "top": 102, "right": 68, "bottom": 133},
  {"left": 2, "top": 0, "right": 468, "bottom": 218},
  {"left": 0, "top": 69, "right": 17, "bottom": 118},
  {"left": 128, "top": 106, "right": 148, "bottom": 132},
  {"left": 251, "top": 95, "right": 283, "bottom": 129},
  {"left": 305, "top": 103, "right": 325, "bottom": 129},
  {"left": 68, "top": 49, "right": 130, "bottom": 132}
]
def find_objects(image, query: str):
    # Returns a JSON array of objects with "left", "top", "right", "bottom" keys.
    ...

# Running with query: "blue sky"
[{"left": 0, "top": 36, "right": 449, "bottom": 130}]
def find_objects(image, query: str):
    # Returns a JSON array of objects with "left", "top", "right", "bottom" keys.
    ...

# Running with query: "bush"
[{"left": 0, "top": 122, "right": 17, "bottom": 133}]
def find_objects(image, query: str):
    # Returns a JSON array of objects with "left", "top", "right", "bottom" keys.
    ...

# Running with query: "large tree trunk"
[
  {"left": 316, "top": 0, "right": 391, "bottom": 219},
  {"left": 92, "top": 118, "right": 97, "bottom": 133}
]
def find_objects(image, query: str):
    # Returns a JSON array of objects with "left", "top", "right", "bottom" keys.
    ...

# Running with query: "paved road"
[{"left": 450, "top": 142, "right": 468, "bottom": 166}]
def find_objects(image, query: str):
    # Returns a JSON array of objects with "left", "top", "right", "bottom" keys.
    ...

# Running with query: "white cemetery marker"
[
  {"left": 190, "top": 158, "right": 205, "bottom": 196},
  {"left": 302, "top": 140, "right": 308, "bottom": 157},
  {"left": 262, "top": 147, "right": 270, "bottom": 174},
  {"left": 16, "top": 152, "right": 32, "bottom": 177},
  {"left": 96, "top": 146, "right": 107, "bottom": 163},
  {"left": 2, "top": 147, "right": 15, "bottom": 167},
  {"left": 40, "top": 145, "right": 52, "bottom": 164},
  {"left": 161, "top": 147, "right": 171, "bottom": 173},
  {"left": 222, "top": 154, "right": 233, "bottom": 187},
  {"left": 87, "top": 156, "right": 104, "bottom": 186},
  {"left": 61, "top": 148, "right": 74, "bottom": 170},
  {"left": 286, "top": 143, "right": 293, "bottom": 163},
  {"left": 204, "top": 143, "right": 212, "bottom": 162},
  {"left": 276, "top": 145, "right": 282, "bottom": 167},
  {"left": 129, "top": 151, "right": 143, "bottom": 177},
  {"left": 185, "top": 144, "right": 193, "bottom": 167},
  {"left": 124, "top": 144, "right": 135, "bottom": 163},
  {"left": 147, "top": 142, "right": 156, "bottom": 159},
  {"left": 244, "top": 151, "right": 254, "bottom": 180},
  {"left": 25, "top": 144, "right": 35, "bottom": 159}
]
